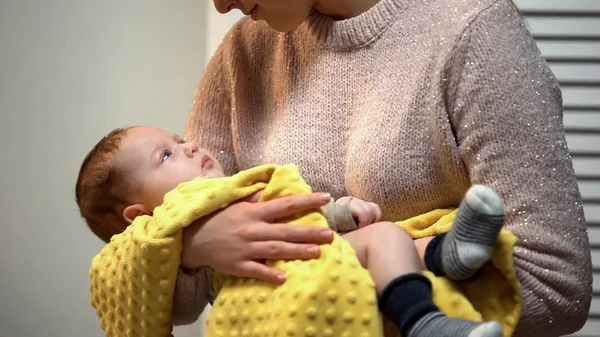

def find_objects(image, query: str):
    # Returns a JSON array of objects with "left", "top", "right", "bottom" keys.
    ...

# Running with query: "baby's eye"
[{"left": 161, "top": 150, "right": 173, "bottom": 162}]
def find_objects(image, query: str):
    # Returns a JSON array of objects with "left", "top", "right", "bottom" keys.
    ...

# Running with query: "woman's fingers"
[
  {"left": 235, "top": 261, "right": 286, "bottom": 284},
  {"left": 241, "top": 223, "right": 333, "bottom": 243},
  {"left": 255, "top": 193, "right": 331, "bottom": 221},
  {"left": 248, "top": 240, "right": 322, "bottom": 261}
]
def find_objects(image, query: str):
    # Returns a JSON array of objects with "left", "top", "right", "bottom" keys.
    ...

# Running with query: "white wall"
[{"left": 0, "top": 1, "right": 208, "bottom": 336}]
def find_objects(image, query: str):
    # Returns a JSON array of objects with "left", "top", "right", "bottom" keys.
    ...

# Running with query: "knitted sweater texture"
[{"left": 180, "top": 0, "right": 592, "bottom": 335}]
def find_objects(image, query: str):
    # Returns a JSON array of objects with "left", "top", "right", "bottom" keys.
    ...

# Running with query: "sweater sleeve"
[
  {"left": 445, "top": 1, "right": 592, "bottom": 336},
  {"left": 184, "top": 35, "right": 237, "bottom": 176},
  {"left": 171, "top": 267, "right": 215, "bottom": 326}
]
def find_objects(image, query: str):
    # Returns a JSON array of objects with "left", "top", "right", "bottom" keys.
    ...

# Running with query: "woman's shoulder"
[
  {"left": 219, "top": 16, "right": 281, "bottom": 56},
  {"left": 407, "top": 0, "right": 519, "bottom": 34},
  {"left": 401, "top": 0, "right": 524, "bottom": 50},
  {"left": 425, "top": 0, "right": 517, "bottom": 19}
]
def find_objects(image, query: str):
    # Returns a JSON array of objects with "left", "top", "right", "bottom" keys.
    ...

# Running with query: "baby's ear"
[{"left": 123, "top": 204, "right": 152, "bottom": 223}]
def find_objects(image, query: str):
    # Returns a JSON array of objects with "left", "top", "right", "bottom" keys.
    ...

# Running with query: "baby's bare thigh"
[{"left": 341, "top": 221, "right": 408, "bottom": 268}]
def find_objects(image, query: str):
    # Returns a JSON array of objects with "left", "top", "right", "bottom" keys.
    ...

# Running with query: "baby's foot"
[
  {"left": 441, "top": 185, "right": 505, "bottom": 280},
  {"left": 468, "top": 322, "right": 505, "bottom": 337},
  {"left": 408, "top": 312, "right": 503, "bottom": 337}
]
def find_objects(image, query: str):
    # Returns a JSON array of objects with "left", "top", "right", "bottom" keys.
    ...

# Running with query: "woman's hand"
[{"left": 181, "top": 192, "right": 334, "bottom": 283}]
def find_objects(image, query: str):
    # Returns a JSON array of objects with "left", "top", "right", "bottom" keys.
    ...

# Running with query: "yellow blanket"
[{"left": 89, "top": 164, "right": 521, "bottom": 337}]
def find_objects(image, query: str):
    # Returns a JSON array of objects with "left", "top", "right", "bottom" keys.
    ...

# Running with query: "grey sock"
[
  {"left": 408, "top": 312, "right": 504, "bottom": 337},
  {"left": 442, "top": 185, "right": 505, "bottom": 281}
]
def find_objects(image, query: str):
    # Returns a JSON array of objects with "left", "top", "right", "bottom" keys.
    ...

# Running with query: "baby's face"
[{"left": 119, "top": 126, "right": 225, "bottom": 211}]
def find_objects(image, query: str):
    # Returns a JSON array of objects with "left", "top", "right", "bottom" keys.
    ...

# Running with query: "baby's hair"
[{"left": 75, "top": 127, "right": 135, "bottom": 243}]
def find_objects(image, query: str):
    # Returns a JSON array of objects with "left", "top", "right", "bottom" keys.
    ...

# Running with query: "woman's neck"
[{"left": 314, "top": 0, "right": 379, "bottom": 19}]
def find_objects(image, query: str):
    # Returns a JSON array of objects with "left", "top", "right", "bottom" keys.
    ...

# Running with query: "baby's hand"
[{"left": 348, "top": 198, "right": 382, "bottom": 228}]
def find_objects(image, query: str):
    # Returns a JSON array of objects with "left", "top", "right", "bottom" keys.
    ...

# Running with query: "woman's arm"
[
  {"left": 445, "top": 1, "right": 592, "bottom": 335},
  {"left": 171, "top": 267, "right": 214, "bottom": 326}
]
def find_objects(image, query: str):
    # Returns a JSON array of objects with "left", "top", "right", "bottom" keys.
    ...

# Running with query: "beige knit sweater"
[{"left": 177, "top": 0, "right": 593, "bottom": 335}]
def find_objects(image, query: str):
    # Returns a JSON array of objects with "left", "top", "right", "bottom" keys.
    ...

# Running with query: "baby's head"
[{"left": 75, "top": 126, "right": 224, "bottom": 243}]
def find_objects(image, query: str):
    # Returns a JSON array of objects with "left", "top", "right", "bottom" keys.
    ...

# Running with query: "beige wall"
[{"left": 0, "top": 1, "right": 208, "bottom": 336}]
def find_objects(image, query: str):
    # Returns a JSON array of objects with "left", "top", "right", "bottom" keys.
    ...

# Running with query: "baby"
[{"left": 76, "top": 126, "right": 507, "bottom": 337}]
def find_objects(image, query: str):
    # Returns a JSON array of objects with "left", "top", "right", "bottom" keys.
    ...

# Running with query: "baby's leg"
[
  {"left": 424, "top": 185, "right": 505, "bottom": 281},
  {"left": 343, "top": 222, "right": 421, "bottom": 293},
  {"left": 343, "top": 223, "right": 503, "bottom": 337}
]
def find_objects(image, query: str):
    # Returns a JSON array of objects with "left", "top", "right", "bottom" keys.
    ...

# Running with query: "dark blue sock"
[
  {"left": 424, "top": 233, "right": 446, "bottom": 277},
  {"left": 377, "top": 273, "right": 439, "bottom": 336}
]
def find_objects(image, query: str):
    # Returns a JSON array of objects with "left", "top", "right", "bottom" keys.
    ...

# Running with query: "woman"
[{"left": 177, "top": 0, "right": 592, "bottom": 335}]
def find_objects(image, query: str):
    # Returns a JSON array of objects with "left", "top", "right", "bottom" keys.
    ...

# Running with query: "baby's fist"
[{"left": 347, "top": 197, "right": 382, "bottom": 228}]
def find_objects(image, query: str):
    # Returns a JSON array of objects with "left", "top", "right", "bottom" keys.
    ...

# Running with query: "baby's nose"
[
  {"left": 189, "top": 142, "right": 199, "bottom": 153},
  {"left": 184, "top": 142, "right": 199, "bottom": 157}
]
